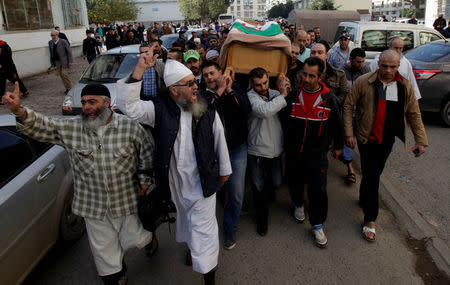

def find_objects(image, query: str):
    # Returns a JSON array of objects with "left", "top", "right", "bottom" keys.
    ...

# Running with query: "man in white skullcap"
[
  {"left": 206, "top": 49, "right": 219, "bottom": 63},
  {"left": 116, "top": 48, "right": 231, "bottom": 285}
]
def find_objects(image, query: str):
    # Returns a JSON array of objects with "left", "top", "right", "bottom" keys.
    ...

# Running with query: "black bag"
[{"left": 138, "top": 187, "right": 176, "bottom": 232}]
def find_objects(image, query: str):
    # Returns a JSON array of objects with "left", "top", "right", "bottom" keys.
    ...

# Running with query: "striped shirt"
[{"left": 17, "top": 108, "right": 153, "bottom": 220}]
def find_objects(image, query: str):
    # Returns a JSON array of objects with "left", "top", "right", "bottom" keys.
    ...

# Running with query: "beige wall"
[{"left": 335, "top": 0, "right": 372, "bottom": 12}]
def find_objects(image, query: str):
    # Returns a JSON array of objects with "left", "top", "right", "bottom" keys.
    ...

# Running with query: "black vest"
[{"left": 152, "top": 95, "right": 220, "bottom": 199}]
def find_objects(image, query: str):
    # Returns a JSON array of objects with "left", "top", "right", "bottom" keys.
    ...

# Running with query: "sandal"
[
  {"left": 362, "top": 226, "right": 376, "bottom": 242},
  {"left": 345, "top": 173, "right": 356, "bottom": 184}
]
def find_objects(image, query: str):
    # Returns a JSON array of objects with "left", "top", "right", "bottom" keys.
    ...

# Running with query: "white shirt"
[{"left": 369, "top": 54, "right": 421, "bottom": 100}]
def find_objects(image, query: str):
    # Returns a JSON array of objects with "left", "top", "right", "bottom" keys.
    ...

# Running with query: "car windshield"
[
  {"left": 81, "top": 53, "right": 139, "bottom": 83},
  {"left": 405, "top": 43, "right": 450, "bottom": 62},
  {"left": 161, "top": 35, "right": 183, "bottom": 49}
]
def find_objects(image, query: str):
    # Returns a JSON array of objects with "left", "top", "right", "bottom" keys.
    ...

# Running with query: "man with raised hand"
[
  {"left": 116, "top": 49, "right": 231, "bottom": 285},
  {"left": 2, "top": 82, "right": 154, "bottom": 285}
]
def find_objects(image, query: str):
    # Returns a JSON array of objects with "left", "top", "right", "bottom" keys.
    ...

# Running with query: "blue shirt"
[
  {"left": 298, "top": 48, "right": 310, "bottom": 63},
  {"left": 142, "top": 67, "right": 157, "bottom": 99}
]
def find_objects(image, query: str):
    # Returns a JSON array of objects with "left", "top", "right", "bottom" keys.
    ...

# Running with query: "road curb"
[{"left": 351, "top": 149, "right": 450, "bottom": 276}]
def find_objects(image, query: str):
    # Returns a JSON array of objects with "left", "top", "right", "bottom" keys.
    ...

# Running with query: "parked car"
[
  {"left": 62, "top": 44, "right": 140, "bottom": 115},
  {"left": 404, "top": 39, "right": 450, "bottom": 126},
  {"left": 0, "top": 115, "right": 85, "bottom": 285},
  {"left": 160, "top": 28, "right": 203, "bottom": 50},
  {"left": 332, "top": 22, "right": 445, "bottom": 60}
]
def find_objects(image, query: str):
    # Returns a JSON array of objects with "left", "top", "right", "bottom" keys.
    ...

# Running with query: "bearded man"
[
  {"left": 116, "top": 51, "right": 232, "bottom": 285},
  {"left": 2, "top": 83, "right": 155, "bottom": 285}
]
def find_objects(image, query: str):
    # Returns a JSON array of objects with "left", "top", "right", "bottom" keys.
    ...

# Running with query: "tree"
[
  {"left": 401, "top": 7, "right": 417, "bottom": 18},
  {"left": 310, "top": 0, "right": 339, "bottom": 10},
  {"left": 86, "top": 0, "right": 139, "bottom": 24},
  {"left": 178, "top": 0, "right": 230, "bottom": 22},
  {"left": 267, "top": 0, "right": 294, "bottom": 19},
  {"left": 403, "top": 0, "right": 423, "bottom": 18}
]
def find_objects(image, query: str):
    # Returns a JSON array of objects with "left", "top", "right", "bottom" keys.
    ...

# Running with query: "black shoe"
[
  {"left": 145, "top": 234, "right": 158, "bottom": 257},
  {"left": 64, "top": 89, "right": 70, "bottom": 94},
  {"left": 185, "top": 250, "right": 192, "bottom": 266},
  {"left": 203, "top": 269, "right": 216, "bottom": 285},
  {"left": 257, "top": 220, "right": 268, "bottom": 236}
]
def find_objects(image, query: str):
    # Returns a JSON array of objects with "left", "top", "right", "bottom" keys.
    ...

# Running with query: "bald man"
[
  {"left": 369, "top": 37, "right": 421, "bottom": 99},
  {"left": 343, "top": 50, "right": 428, "bottom": 243},
  {"left": 295, "top": 30, "right": 311, "bottom": 63}
]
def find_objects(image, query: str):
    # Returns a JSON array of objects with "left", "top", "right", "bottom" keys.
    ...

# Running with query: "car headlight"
[{"left": 62, "top": 91, "right": 74, "bottom": 111}]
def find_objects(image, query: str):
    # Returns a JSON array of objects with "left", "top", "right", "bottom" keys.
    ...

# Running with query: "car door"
[{"left": 0, "top": 127, "right": 68, "bottom": 285}]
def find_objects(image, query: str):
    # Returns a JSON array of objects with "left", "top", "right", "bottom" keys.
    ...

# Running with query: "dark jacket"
[
  {"left": 281, "top": 81, "right": 344, "bottom": 168},
  {"left": 58, "top": 32, "right": 70, "bottom": 45},
  {"left": 323, "top": 62, "right": 350, "bottom": 107},
  {"left": 83, "top": 38, "right": 99, "bottom": 56},
  {"left": 200, "top": 82, "right": 251, "bottom": 151},
  {"left": 288, "top": 59, "right": 304, "bottom": 88},
  {"left": 105, "top": 32, "right": 121, "bottom": 50},
  {"left": 0, "top": 41, "right": 16, "bottom": 74},
  {"left": 48, "top": 39, "right": 72, "bottom": 68},
  {"left": 151, "top": 94, "right": 221, "bottom": 199}
]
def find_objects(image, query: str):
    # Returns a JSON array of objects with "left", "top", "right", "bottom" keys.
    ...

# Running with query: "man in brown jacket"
[{"left": 343, "top": 50, "right": 428, "bottom": 243}]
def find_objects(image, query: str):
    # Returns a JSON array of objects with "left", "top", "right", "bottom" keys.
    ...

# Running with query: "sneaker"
[
  {"left": 224, "top": 238, "right": 236, "bottom": 250},
  {"left": 294, "top": 205, "right": 305, "bottom": 223},
  {"left": 145, "top": 234, "right": 158, "bottom": 257},
  {"left": 312, "top": 225, "right": 328, "bottom": 248}
]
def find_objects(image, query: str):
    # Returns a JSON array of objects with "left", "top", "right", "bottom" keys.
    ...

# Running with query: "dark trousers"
[
  {"left": 248, "top": 155, "right": 282, "bottom": 227},
  {"left": 287, "top": 160, "right": 328, "bottom": 226},
  {"left": 358, "top": 140, "right": 394, "bottom": 223},
  {"left": 87, "top": 53, "right": 97, "bottom": 63},
  {"left": 0, "top": 71, "right": 27, "bottom": 98}
]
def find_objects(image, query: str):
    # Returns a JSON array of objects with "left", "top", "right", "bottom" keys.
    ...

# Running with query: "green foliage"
[
  {"left": 310, "top": 0, "right": 338, "bottom": 10},
  {"left": 267, "top": 0, "right": 294, "bottom": 19},
  {"left": 401, "top": 8, "right": 418, "bottom": 18},
  {"left": 86, "top": 0, "right": 139, "bottom": 23},
  {"left": 178, "top": 0, "right": 230, "bottom": 21}
]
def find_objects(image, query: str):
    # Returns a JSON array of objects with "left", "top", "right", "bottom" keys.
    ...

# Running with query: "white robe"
[{"left": 116, "top": 79, "right": 232, "bottom": 274}]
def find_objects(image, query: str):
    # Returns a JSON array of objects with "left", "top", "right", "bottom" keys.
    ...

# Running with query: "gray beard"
[
  {"left": 177, "top": 95, "right": 207, "bottom": 120},
  {"left": 82, "top": 107, "right": 112, "bottom": 131}
]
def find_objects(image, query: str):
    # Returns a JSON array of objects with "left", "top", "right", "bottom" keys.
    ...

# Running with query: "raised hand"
[
  {"left": 132, "top": 46, "right": 158, "bottom": 80},
  {"left": 2, "top": 82, "right": 21, "bottom": 114}
]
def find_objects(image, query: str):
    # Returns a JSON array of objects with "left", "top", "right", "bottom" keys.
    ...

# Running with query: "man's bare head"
[
  {"left": 378, "top": 50, "right": 400, "bottom": 82},
  {"left": 388, "top": 37, "right": 404, "bottom": 55},
  {"left": 295, "top": 30, "right": 308, "bottom": 50}
]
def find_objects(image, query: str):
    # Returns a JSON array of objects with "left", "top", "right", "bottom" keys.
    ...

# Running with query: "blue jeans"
[{"left": 223, "top": 143, "right": 248, "bottom": 240}]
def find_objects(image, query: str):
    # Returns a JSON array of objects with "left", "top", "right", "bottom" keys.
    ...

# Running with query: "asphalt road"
[{"left": 1, "top": 56, "right": 449, "bottom": 284}]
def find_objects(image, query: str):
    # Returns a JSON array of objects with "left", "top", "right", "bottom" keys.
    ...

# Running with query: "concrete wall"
[
  {"left": 135, "top": 0, "right": 184, "bottom": 23},
  {"left": 0, "top": 0, "right": 88, "bottom": 78}
]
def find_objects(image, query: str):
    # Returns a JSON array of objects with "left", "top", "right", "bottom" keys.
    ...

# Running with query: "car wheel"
[
  {"left": 60, "top": 186, "right": 85, "bottom": 241},
  {"left": 441, "top": 100, "right": 450, "bottom": 127}
]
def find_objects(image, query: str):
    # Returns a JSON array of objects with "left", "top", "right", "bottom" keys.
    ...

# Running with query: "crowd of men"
[{"left": 1, "top": 18, "right": 430, "bottom": 285}]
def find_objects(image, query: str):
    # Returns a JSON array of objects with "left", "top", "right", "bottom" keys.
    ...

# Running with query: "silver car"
[
  {"left": 62, "top": 44, "right": 141, "bottom": 115},
  {"left": 0, "top": 115, "right": 85, "bottom": 285}
]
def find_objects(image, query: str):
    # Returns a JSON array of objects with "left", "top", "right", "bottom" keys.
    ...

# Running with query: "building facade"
[
  {"left": 372, "top": 0, "right": 449, "bottom": 23},
  {"left": 0, "top": 0, "right": 88, "bottom": 78},
  {"left": 293, "top": 0, "right": 372, "bottom": 11},
  {"left": 227, "top": 0, "right": 267, "bottom": 20},
  {"left": 134, "top": 0, "right": 184, "bottom": 24}
]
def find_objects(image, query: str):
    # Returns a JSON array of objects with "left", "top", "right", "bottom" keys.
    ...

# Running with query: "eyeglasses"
[{"left": 173, "top": 81, "right": 196, "bottom": 87}]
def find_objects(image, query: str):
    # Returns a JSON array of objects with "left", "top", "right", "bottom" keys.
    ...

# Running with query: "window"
[
  {"left": 361, "top": 30, "right": 387, "bottom": 51},
  {"left": 81, "top": 54, "right": 139, "bottom": 83},
  {"left": 334, "top": 26, "right": 356, "bottom": 43},
  {"left": 405, "top": 43, "right": 450, "bottom": 62},
  {"left": 152, "top": 8, "right": 159, "bottom": 12},
  {"left": 419, "top": 32, "right": 442, "bottom": 45},
  {"left": 388, "top": 30, "right": 414, "bottom": 51},
  {"left": 0, "top": 129, "right": 34, "bottom": 187},
  {"left": 62, "top": 0, "right": 83, "bottom": 27},
  {"left": 1, "top": 0, "right": 53, "bottom": 30}
]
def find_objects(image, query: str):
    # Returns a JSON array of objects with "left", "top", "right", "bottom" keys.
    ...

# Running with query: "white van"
[{"left": 332, "top": 21, "right": 445, "bottom": 59}]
